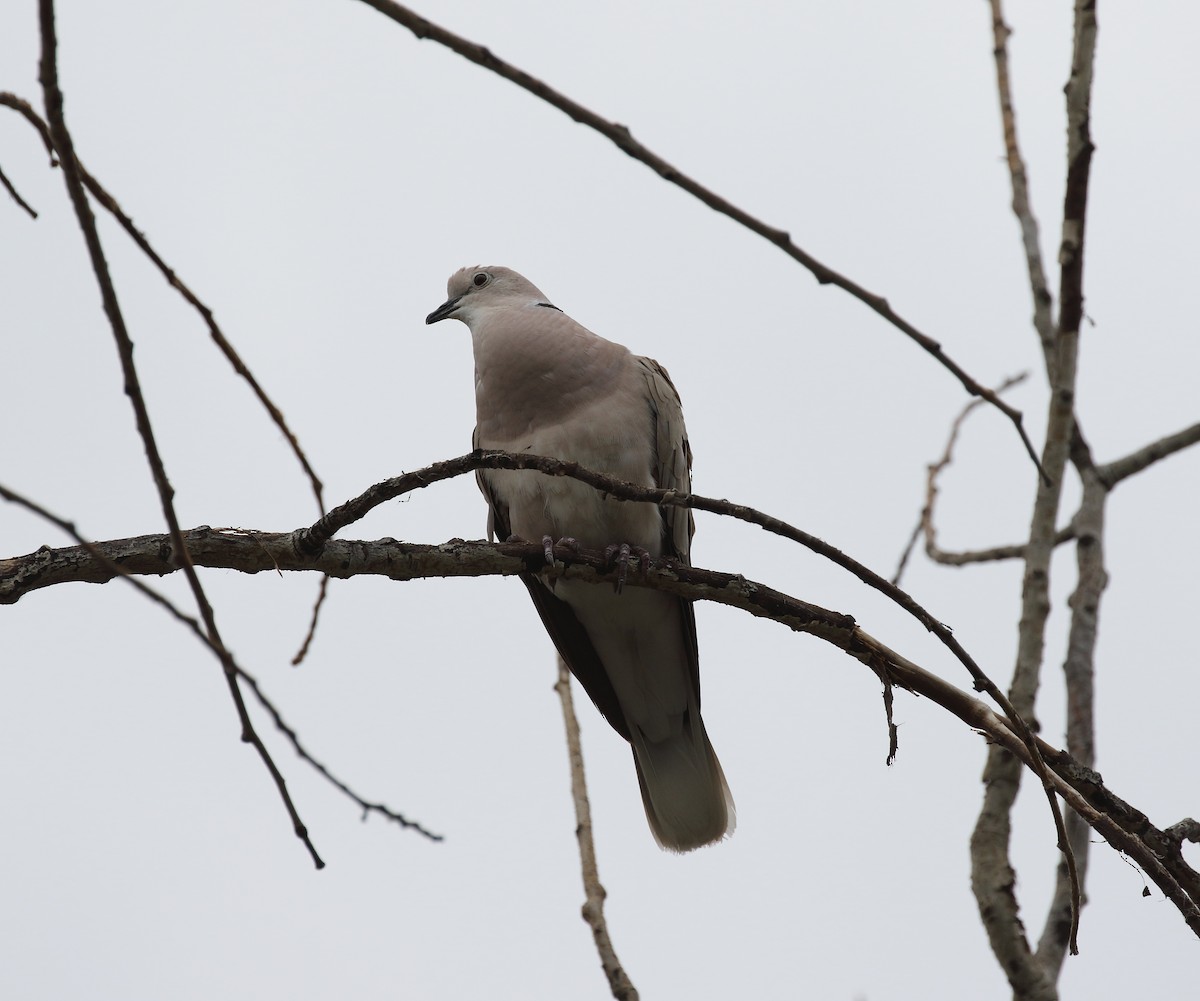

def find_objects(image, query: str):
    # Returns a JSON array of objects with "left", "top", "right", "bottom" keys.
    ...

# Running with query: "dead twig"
[
  {"left": 0, "top": 483, "right": 439, "bottom": 843},
  {"left": 989, "top": 0, "right": 1055, "bottom": 369},
  {"left": 0, "top": 91, "right": 325, "bottom": 518},
  {"left": 37, "top": 0, "right": 322, "bottom": 869},
  {"left": 0, "top": 161, "right": 38, "bottom": 218},
  {"left": 893, "top": 372, "right": 1030, "bottom": 585},
  {"left": 555, "top": 658, "right": 639, "bottom": 1001}
]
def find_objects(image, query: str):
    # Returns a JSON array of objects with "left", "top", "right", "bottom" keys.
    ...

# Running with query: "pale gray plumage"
[{"left": 426, "top": 265, "right": 735, "bottom": 852}]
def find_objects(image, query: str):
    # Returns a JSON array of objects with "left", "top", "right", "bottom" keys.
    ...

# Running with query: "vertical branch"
[
  {"left": 971, "top": 0, "right": 1098, "bottom": 993},
  {"left": 1036, "top": 432, "right": 1105, "bottom": 973},
  {"left": 988, "top": 0, "right": 1056, "bottom": 369},
  {"left": 36, "top": 0, "right": 322, "bottom": 868},
  {"left": 554, "top": 658, "right": 639, "bottom": 1001}
]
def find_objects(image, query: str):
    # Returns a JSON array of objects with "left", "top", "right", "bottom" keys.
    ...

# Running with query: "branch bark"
[
  {"left": 971, "top": 0, "right": 1099, "bottom": 988},
  {"left": 0, "top": 89, "right": 326, "bottom": 517},
  {"left": 4, "top": 521, "right": 1198, "bottom": 935},
  {"left": 555, "top": 658, "right": 640, "bottom": 1001},
  {"left": 33, "top": 3, "right": 324, "bottom": 868}
]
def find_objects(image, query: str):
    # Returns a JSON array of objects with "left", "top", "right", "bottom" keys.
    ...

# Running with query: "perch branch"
[
  {"left": 296, "top": 452, "right": 1010, "bottom": 711},
  {"left": 298, "top": 450, "right": 1074, "bottom": 852},
  {"left": 4, "top": 523, "right": 1197, "bottom": 932},
  {"left": 7, "top": 444, "right": 1073, "bottom": 910}
]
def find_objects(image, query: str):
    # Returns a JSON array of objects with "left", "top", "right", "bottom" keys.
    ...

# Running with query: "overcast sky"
[{"left": 2, "top": 2, "right": 1198, "bottom": 999}]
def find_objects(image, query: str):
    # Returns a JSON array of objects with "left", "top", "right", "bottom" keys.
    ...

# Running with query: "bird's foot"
[
  {"left": 541, "top": 535, "right": 582, "bottom": 566},
  {"left": 603, "top": 542, "right": 651, "bottom": 594}
]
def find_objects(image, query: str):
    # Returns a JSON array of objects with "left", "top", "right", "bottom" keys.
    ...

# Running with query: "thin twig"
[
  {"left": 897, "top": 411, "right": 1199, "bottom": 580},
  {"left": 555, "top": 658, "right": 639, "bottom": 1001},
  {"left": 291, "top": 574, "right": 330, "bottom": 666},
  {"left": 893, "top": 372, "right": 1029, "bottom": 585},
  {"left": 0, "top": 483, "right": 438, "bottom": 842},
  {"left": 989, "top": 0, "right": 1056, "bottom": 369},
  {"left": 0, "top": 161, "right": 38, "bottom": 218},
  {"left": 36, "top": 0, "right": 322, "bottom": 869},
  {"left": 238, "top": 668, "right": 443, "bottom": 840},
  {"left": 3, "top": 84, "right": 332, "bottom": 683},
  {"left": 0, "top": 90, "right": 326, "bottom": 517},
  {"left": 353, "top": 0, "right": 1047, "bottom": 483}
]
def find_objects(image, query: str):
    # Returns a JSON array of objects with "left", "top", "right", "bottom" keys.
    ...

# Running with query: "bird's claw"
[
  {"left": 542, "top": 535, "right": 582, "bottom": 566},
  {"left": 604, "top": 542, "right": 651, "bottom": 594}
]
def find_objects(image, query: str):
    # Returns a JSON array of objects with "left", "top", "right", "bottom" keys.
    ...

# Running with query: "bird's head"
[{"left": 426, "top": 266, "right": 553, "bottom": 326}]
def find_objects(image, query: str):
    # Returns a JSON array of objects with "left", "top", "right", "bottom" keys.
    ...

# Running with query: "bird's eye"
[{"left": 472, "top": 272, "right": 490, "bottom": 288}]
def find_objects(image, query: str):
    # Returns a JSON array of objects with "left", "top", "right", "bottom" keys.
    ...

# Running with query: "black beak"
[{"left": 425, "top": 296, "right": 463, "bottom": 324}]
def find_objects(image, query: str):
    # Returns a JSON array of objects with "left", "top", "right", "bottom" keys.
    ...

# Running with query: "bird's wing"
[
  {"left": 637, "top": 356, "right": 702, "bottom": 706},
  {"left": 473, "top": 426, "right": 630, "bottom": 739},
  {"left": 637, "top": 356, "right": 695, "bottom": 564}
]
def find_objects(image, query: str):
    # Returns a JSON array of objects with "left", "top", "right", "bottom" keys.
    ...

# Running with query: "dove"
[{"left": 427, "top": 266, "right": 734, "bottom": 851}]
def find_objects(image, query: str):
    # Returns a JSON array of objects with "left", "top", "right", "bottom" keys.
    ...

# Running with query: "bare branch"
[
  {"left": 291, "top": 573, "right": 330, "bottom": 666},
  {"left": 35, "top": 1, "right": 322, "bottom": 868},
  {"left": 237, "top": 666, "right": 443, "bottom": 841},
  {"left": 5, "top": 521, "right": 1197, "bottom": 932},
  {"left": 972, "top": 0, "right": 1099, "bottom": 976},
  {"left": 1035, "top": 431, "right": 1104, "bottom": 974},
  {"left": 1166, "top": 819, "right": 1200, "bottom": 849},
  {"left": 3, "top": 444, "right": 1084, "bottom": 936},
  {"left": 893, "top": 373, "right": 1033, "bottom": 584},
  {"left": 0, "top": 160, "right": 38, "bottom": 218},
  {"left": 989, "top": 0, "right": 1055, "bottom": 368},
  {"left": 1098, "top": 421, "right": 1200, "bottom": 487},
  {"left": 0, "top": 483, "right": 438, "bottom": 846},
  {"left": 353, "top": 0, "right": 1046, "bottom": 481},
  {"left": 0, "top": 90, "right": 326, "bottom": 516},
  {"left": 927, "top": 531, "right": 1077, "bottom": 568},
  {"left": 555, "top": 658, "right": 639, "bottom": 1001},
  {"left": 296, "top": 451, "right": 1010, "bottom": 707},
  {"left": 304, "top": 448, "right": 1085, "bottom": 876}
]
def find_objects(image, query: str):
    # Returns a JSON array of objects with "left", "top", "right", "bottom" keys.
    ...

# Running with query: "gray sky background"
[{"left": 2, "top": 2, "right": 1198, "bottom": 998}]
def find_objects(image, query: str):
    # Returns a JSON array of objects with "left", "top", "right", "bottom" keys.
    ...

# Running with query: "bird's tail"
[{"left": 630, "top": 713, "right": 735, "bottom": 852}]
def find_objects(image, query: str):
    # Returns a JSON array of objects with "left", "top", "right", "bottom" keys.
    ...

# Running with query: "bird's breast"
[{"left": 478, "top": 383, "right": 662, "bottom": 553}]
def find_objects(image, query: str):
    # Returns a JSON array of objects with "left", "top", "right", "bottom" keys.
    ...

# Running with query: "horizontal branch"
[
  {"left": 924, "top": 416, "right": 1200, "bottom": 568},
  {"left": 298, "top": 450, "right": 1017, "bottom": 714},
  {"left": 0, "top": 527, "right": 856, "bottom": 642},
  {"left": 1099, "top": 421, "right": 1200, "bottom": 488},
  {"left": 926, "top": 524, "right": 1077, "bottom": 567},
  {"left": 4, "top": 523, "right": 1198, "bottom": 931}
]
